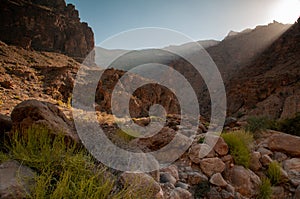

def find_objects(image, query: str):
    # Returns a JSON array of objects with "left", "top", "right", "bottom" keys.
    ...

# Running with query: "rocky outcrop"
[
  {"left": 95, "top": 68, "right": 180, "bottom": 118},
  {"left": 0, "top": 0, "right": 94, "bottom": 63}
]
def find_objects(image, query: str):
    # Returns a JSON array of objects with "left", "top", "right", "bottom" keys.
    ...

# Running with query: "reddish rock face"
[
  {"left": 0, "top": 0, "right": 94, "bottom": 63},
  {"left": 95, "top": 69, "right": 180, "bottom": 118}
]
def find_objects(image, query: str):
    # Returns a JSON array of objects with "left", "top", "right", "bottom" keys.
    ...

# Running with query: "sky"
[{"left": 66, "top": 0, "right": 300, "bottom": 49}]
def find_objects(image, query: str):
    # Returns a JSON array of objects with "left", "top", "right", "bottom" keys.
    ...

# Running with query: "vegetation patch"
[
  {"left": 222, "top": 130, "right": 253, "bottom": 168},
  {"left": 272, "top": 113, "right": 300, "bottom": 136},
  {"left": 257, "top": 178, "right": 272, "bottom": 199},
  {"left": 246, "top": 116, "right": 273, "bottom": 133},
  {"left": 1, "top": 125, "right": 142, "bottom": 199},
  {"left": 115, "top": 128, "right": 140, "bottom": 142},
  {"left": 266, "top": 161, "right": 282, "bottom": 185}
]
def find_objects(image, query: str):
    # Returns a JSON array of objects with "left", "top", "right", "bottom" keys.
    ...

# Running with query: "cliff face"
[
  {"left": 227, "top": 18, "right": 300, "bottom": 119},
  {"left": 166, "top": 21, "right": 294, "bottom": 118},
  {"left": 0, "top": 0, "right": 94, "bottom": 63}
]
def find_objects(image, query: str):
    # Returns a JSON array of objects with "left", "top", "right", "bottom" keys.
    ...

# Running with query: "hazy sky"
[{"left": 66, "top": 0, "right": 300, "bottom": 48}]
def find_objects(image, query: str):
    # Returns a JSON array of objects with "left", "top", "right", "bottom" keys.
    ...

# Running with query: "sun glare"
[{"left": 271, "top": 0, "right": 300, "bottom": 23}]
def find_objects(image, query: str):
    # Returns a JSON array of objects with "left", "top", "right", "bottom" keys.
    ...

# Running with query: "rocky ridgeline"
[
  {"left": 227, "top": 18, "right": 300, "bottom": 119},
  {"left": 0, "top": 0, "right": 94, "bottom": 63},
  {"left": 1, "top": 99, "right": 300, "bottom": 198},
  {"left": 167, "top": 20, "right": 296, "bottom": 119}
]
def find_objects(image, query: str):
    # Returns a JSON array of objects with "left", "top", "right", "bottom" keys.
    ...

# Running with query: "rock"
[
  {"left": 260, "top": 154, "right": 273, "bottom": 166},
  {"left": 213, "top": 137, "right": 229, "bottom": 156},
  {"left": 0, "top": 0, "right": 94, "bottom": 63},
  {"left": 0, "top": 160, "right": 35, "bottom": 199},
  {"left": 0, "top": 114, "right": 12, "bottom": 133},
  {"left": 283, "top": 158, "right": 300, "bottom": 172},
  {"left": 160, "top": 172, "right": 177, "bottom": 185},
  {"left": 267, "top": 133, "right": 300, "bottom": 157},
  {"left": 257, "top": 147, "right": 273, "bottom": 156},
  {"left": 169, "top": 187, "right": 192, "bottom": 199},
  {"left": 271, "top": 186, "right": 286, "bottom": 199},
  {"left": 226, "top": 165, "right": 261, "bottom": 198},
  {"left": 188, "top": 144, "right": 215, "bottom": 164},
  {"left": 160, "top": 182, "right": 175, "bottom": 198},
  {"left": 187, "top": 171, "right": 208, "bottom": 185},
  {"left": 295, "top": 185, "right": 300, "bottom": 199},
  {"left": 209, "top": 173, "right": 228, "bottom": 187},
  {"left": 11, "top": 99, "right": 78, "bottom": 142},
  {"left": 224, "top": 117, "right": 237, "bottom": 128},
  {"left": 200, "top": 157, "right": 226, "bottom": 177},
  {"left": 160, "top": 164, "right": 179, "bottom": 180},
  {"left": 119, "top": 172, "right": 163, "bottom": 199},
  {"left": 0, "top": 80, "right": 13, "bottom": 89},
  {"left": 135, "top": 127, "right": 176, "bottom": 151},
  {"left": 174, "top": 182, "right": 190, "bottom": 190},
  {"left": 250, "top": 151, "right": 262, "bottom": 171},
  {"left": 206, "top": 187, "right": 222, "bottom": 199},
  {"left": 226, "top": 184, "right": 235, "bottom": 194},
  {"left": 273, "top": 152, "right": 288, "bottom": 162},
  {"left": 221, "top": 155, "right": 233, "bottom": 165},
  {"left": 220, "top": 190, "right": 235, "bottom": 199},
  {"left": 283, "top": 158, "right": 300, "bottom": 186}
]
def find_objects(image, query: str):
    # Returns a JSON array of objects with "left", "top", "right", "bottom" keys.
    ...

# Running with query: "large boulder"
[
  {"left": 213, "top": 137, "right": 229, "bottom": 156},
  {"left": 209, "top": 173, "right": 228, "bottom": 187},
  {"left": 283, "top": 158, "right": 300, "bottom": 186},
  {"left": 11, "top": 100, "right": 78, "bottom": 142},
  {"left": 225, "top": 165, "right": 261, "bottom": 198},
  {"left": 200, "top": 157, "right": 225, "bottom": 177},
  {"left": 266, "top": 132, "right": 300, "bottom": 157},
  {"left": 188, "top": 144, "right": 215, "bottom": 164},
  {"left": 0, "top": 160, "right": 35, "bottom": 199}
]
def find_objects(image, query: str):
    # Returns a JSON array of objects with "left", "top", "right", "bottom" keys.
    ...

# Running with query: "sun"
[{"left": 271, "top": 0, "right": 300, "bottom": 23}]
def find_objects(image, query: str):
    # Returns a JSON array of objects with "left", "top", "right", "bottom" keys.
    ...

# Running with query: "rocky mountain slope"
[
  {"left": 0, "top": 40, "right": 181, "bottom": 118},
  {"left": 166, "top": 20, "right": 295, "bottom": 118},
  {"left": 0, "top": 0, "right": 94, "bottom": 63},
  {"left": 227, "top": 18, "right": 300, "bottom": 119}
]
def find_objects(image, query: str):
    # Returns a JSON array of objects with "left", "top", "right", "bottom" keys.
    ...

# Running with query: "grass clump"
[
  {"left": 116, "top": 128, "right": 140, "bottom": 142},
  {"left": 246, "top": 116, "right": 273, "bottom": 133},
  {"left": 257, "top": 178, "right": 272, "bottom": 199},
  {"left": 266, "top": 161, "right": 281, "bottom": 185},
  {"left": 4, "top": 125, "right": 141, "bottom": 199},
  {"left": 222, "top": 130, "right": 254, "bottom": 168},
  {"left": 273, "top": 113, "right": 300, "bottom": 136}
]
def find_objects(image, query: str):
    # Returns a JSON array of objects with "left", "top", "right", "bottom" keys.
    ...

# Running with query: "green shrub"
[
  {"left": 5, "top": 125, "right": 142, "bottom": 199},
  {"left": 222, "top": 130, "right": 253, "bottom": 168},
  {"left": 198, "top": 137, "right": 205, "bottom": 144},
  {"left": 267, "top": 161, "right": 281, "bottom": 185},
  {"left": 246, "top": 116, "right": 273, "bottom": 133},
  {"left": 257, "top": 178, "right": 272, "bottom": 199},
  {"left": 115, "top": 128, "right": 140, "bottom": 142},
  {"left": 274, "top": 113, "right": 300, "bottom": 136},
  {"left": 0, "top": 151, "right": 9, "bottom": 163}
]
